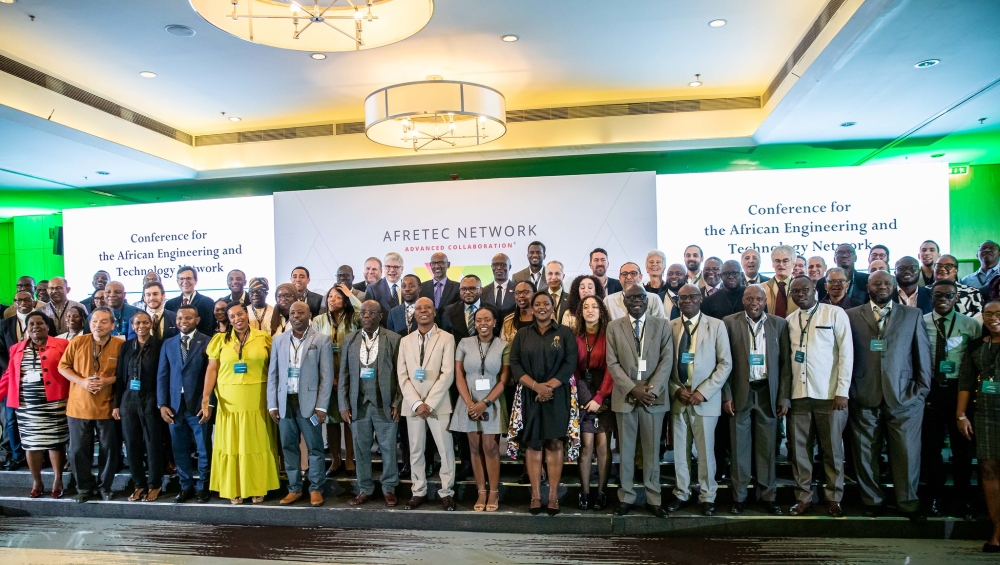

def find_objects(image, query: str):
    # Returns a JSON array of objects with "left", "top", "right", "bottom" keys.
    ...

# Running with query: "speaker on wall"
[{"left": 52, "top": 226, "right": 63, "bottom": 255}]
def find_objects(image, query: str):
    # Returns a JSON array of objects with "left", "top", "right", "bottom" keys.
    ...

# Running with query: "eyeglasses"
[
  {"left": 177, "top": 276, "right": 195, "bottom": 282},
  {"left": 894, "top": 265, "right": 917, "bottom": 273},
  {"left": 623, "top": 294, "right": 647, "bottom": 301},
  {"left": 982, "top": 312, "right": 1000, "bottom": 319},
  {"left": 429, "top": 261, "right": 447, "bottom": 267},
  {"left": 13, "top": 297, "right": 33, "bottom": 303},
  {"left": 935, "top": 264, "right": 958, "bottom": 272},
  {"left": 514, "top": 290, "right": 532, "bottom": 296},
  {"left": 826, "top": 279, "right": 847, "bottom": 286},
  {"left": 835, "top": 250, "right": 855, "bottom": 257},
  {"left": 932, "top": 292, "right": 957, "bottom": 300},
  {"left": 360, "top": 310, "right": 381, "bottom": 318},
  {"left": 720, "top": 271, "right": 741, "bottom": 277},
  {"left": 275, "top": 293, "right": 295, "bottom": 299},
  {"left": 620, "top": 271, "right": 640, "bottom": 278},
  {"left": 459, "top": 286, "right": 480, "bottom": 293},
  {"left": 491, "top": 263, "right": 509, "bottom": 268},
  {"left": 385, "top": 265, "right": 402, "bottom": 270},
  {"left": 677, "top": 295, "right": 700, "bottom": 302},
  {"left": 773, "top": 258, "right": 791, "bottom": 266}
]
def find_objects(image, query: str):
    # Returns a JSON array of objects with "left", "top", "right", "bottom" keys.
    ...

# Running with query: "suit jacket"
[
  {"left": 846, "top": 303, "right": 931, "bottom": 409},
  {"left": 482, "top": 281, "right": 516, "bottom": 319},
  {"left": 156, "top": 331, "right": 212, "bottom": 414},
  {"left": 165, "top": 292, "right": 216, "bottom": 336},
  {"left": 668, "top": 314, "right": 733, "bottom": 416},
  {"left": 605, "top": 277, "right": 624, "bottom": 296},
  {"left": 397, "top": 326, "right": 456, "bottom": 416},
  {"left": 302, "top": 289, "right": 324, "bottom": 318},
  {"left": 0, "top": 315, "right": 57, "bottom": 374},
  {"left": 267, "top": 329, "right": 334, "bottom": 419},
  {"left": 338, "top": 328, "right": 402, "bottom": 421},
  {"left": 364, "top": 278, "right": 400, "bottom": 320},
  {"left": 548, "top": 289, "right": 570, "bottom": 325},
  {"left": 702, "top": 287, "right": 746, "bottom": 321},
  {"left": 894, "top": 286, "right": 932, "bottom": 315},
  {"left": 606, "top": 316, "right": 674, "bottom": 414},
  {"left": 353, "top": 281, "right": 367, "bottom": 293},
  {"left": 763, "top": 277, "right": 798, "bottom": 317},
  {"left": 387, "top": 302, "right": 417, "bottom": 336},
  {"left": 721, "top": 312, "right": 791, "bottom": 414},
  {"left": 817, "top": 269, "right": 870, "bottom": 304},
  {"left": 511, "top": 267, "right": 544, "bottom": 289},
  {"left": 148, "top": 309, "right": 179, "bottom": 341},
  {"left": 419, "top": 278, "right": 460, "bottom": 324}
]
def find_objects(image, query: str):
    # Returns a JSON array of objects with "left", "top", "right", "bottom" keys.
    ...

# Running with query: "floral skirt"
[{"left": 506, "top": 377, "right": 580, "bottom": 462}]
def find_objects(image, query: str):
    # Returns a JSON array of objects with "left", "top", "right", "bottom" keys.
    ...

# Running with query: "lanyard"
[
  {"left": 235, "top": 329, "right": 250, "bottom": 361},
  {"left": 27, "top": 340, "right": 42, "bottom": 370},
  {"left": 632, "top": 318, "right": 647, "bottom": 358},
  {"left": 361, "top": 330, "right": 378, "bottom": 367},
  {"left": 130, "top": 340, "right": 149, "bottom": 380},
  {"left": 290, "top": 329, "right": 307, "bottom": 365},
  {"left": 477, "top": 337, "right": 494, "bottom": 376},
  {"left": 584, "top": 331, "right": 596, "bottom": 369},
  {"left": 328, "top": 311, "right": 340, "bottom": 342},
  {"left": 92, "top": 337, "right": 108, "bottom": 374},
  {"left": 16, "top": 316, "right": 25, "bottom": 340},
  {"left": 796, "top": 303, "right": 819, "bottom": 349},
  {"left": 746, "top": 316, "right": 765, "bottom": 351},
  {"left": 50, "top": 301, "right": 69, "bottom": 326},
  {"left": 252, "top": 306, "right": 267, "bottom": 328}
]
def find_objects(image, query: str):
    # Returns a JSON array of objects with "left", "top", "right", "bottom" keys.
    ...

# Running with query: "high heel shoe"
[
  {"left": 529, "top": 497, "right": 543, "bottom": 515},
  {"left": 577, "top": 492, "right": 589, "bottom": 510},
  {"left": 474, "top": 489, "right": 488, "bottom": 512},
  {"left": 547, "top": 501, "right": 561, "bottom": 516},
  {"left": 485, "top": 491, "right": 499, "bottom": 512},
  {"left": 230, "top": 497, "right": 243, "bottom": 504},
  {"left": 592, "top": 491, "right": 607, "bottom": 511}
]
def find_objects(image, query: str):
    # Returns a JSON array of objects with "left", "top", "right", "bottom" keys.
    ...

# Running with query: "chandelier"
[
  {"left": 189, "top": 0, "right": 434, "bottom": 52},
  {"left": 364, "top": 79, "right": 507, "bottom": 151}
]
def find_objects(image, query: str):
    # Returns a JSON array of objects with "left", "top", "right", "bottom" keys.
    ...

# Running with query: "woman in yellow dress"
[{"left": 201, "top": 301, "right": 279, "bottom": 503}]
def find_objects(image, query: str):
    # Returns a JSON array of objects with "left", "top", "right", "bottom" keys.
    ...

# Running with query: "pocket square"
[{"left": 308, "top": 345, "right": 318, "bottom": 350}]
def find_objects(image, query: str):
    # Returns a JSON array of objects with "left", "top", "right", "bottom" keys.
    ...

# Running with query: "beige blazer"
[{"left": 397, "top": 325, "right": 456, "bottom": 416}]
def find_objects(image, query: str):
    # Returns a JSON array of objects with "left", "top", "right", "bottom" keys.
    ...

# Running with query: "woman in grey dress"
[{"left": 450, "top": 304, "right": 509, "bottom": 512}]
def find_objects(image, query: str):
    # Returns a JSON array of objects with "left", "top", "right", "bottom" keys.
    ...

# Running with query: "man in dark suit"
[
  {"left": 846, "top": 271, "right": 931, "bottom": 520},
  {"left": 590, "top": 248, "right": 623, "bottom": 296},
  {"left": 387, "top": 274, "right": 421, "bottom": 336},
  {"left": 220, "top": 269, "right": 248, "bottom": 306},
  {"left": 444, "top": 275, "right": 483, "bottom": 345},
  {"left": 482, "top": 253, "right": 516, "bottom": 319},
  {"left": 419, "top": 252, "right": 459, "bottom": 325},
  {"left": 164, "top": 266, "right": 215, "bottom": 336},
  {"left": 702, "top": 260, "right": 746, "bottom": 320},
  {"left": 818, "top": 244, "right": 869, "bottom": 304},
  {"left": 511, "top": 241, "right": 546, "bottom": 289},
  {"left": 893, "top": 257, "right": 932, "bottom": 314},
  {"left": 543, "top": 261, "right": 571, "bottom": 324},
  {"left": 740, "top": 249, "right": 770, "bottom": 286},
  {"left": 721, "top": 285, "right": 790, "bottom": 515},
  {"left": 157, "top": 304, "right": 213, "bottom": 503},
  {"left": 352, "top": 257, "right": 383, "bottom": 295},
  {"left": 79, "top": 270, "right": 109, "bottom": 313},
  {"left": 365, "top": 252, "right": 405, "bottom": 322},
  {"left": 290, "top": 266, "right": 324, "bottom": 317},
  {"left": 141, "top": 282, "right": 178, "bottom": 341}
]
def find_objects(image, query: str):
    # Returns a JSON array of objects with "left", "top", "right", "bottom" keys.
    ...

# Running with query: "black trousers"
[
  {"left": 921, "top": 379, "right": 974, "bottom": 504},
  {"left": 120, "top": 390, "right": 166, "bottom": 490},
  {"left": 68, "top": 417, "right": 120, "bottom": 494}
]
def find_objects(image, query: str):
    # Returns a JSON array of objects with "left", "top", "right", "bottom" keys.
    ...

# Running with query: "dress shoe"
[
  {"left": 546, "top": 502, "right": 561, "bottom": 516},
  {"left": 529, "top": 499, "right": 543, "bottom": 515},
  {"left": 827, "top": 502, "right": 844, "bottom": 518},
  {"left": 100, "top": 490, "right": 114, "bottom": 501},
  {"left": 928, "top": 498, "right": 944, "bottom": 517},
  {"left": 174, "top": 489, "right": 196, "bottom": 503},
  {"left": 730, "top": 500, "right": 746, "bottom": 515},
  {"left": 350, "top": 492, "right": 372, "bottom": 506},
  {"left": 957, "top": 502, "right": 974, "bottom": 521},
  {"left": 346, "top": 468, "right": 356, "bottom": 477},
  {"left": 384, "top": 492, "right": 398, "bottom": 507},
  {"left": 310, "top": 491, "right": 324, "bottom": 507},
  {"left": 441, "top": 496, "right": 456, "bottom": 511},
  {"left": 405, "top": 495, "right": 426, "bottom": 510},
  {"left": 666, "top": 497, "right": 690, "bottom": 512},
  {"left": 613, "top": 502, "right": 634, "bottom": 516},
  {"left": 645, "top": 503, "right": 668, "bottom": 518},
  {"left": 863, "top": 504, "right": 884, "bottom": 518},
  {"left": 75, "top": 491, "right": 93, "bottom": 503},
  {"left": 788, "top": 502, "right": 812, "bottom": 516},
  {"left": 4, "top": 459, "right": 25, "bottom": 471},
  {"left": 591, "top": 491, "right": 608, "bottom": 512},
  {"left": 577, "top": 492, "right": 590, "bottom": 510},
  {"left": 518, "top": 472, "right": 531, "bottom": 484},
  {"left": 701, "top": 502, "right": 715, "bottom": 516},
  {"left": 197, "top": 491, "right": 210, "bottom": 503},
  {"left": 764, "top": 501, "right": 783, "bottom": 516},
  {"left": 399, "top": 464, "right": 411, "bottom": 477},
  {"left": 279, "top": 491, "right": 303, "bottom": 505},
  {"left": 905, "top": 509, "right": 926, "bottom": 523},
  {"left": 984, "top": 543, "right": 1000, "bottom": 553}
]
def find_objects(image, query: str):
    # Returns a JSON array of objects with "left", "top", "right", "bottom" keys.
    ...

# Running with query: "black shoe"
[
  {"left": 546, "top": 503, "right": 561, "bottom": 516},
  {"left": 905, "top": 509, "right": 926, "bottom": 523},
  {"left": 100, "top": 490, "right": 114, "bottom": 501},
  {"left": 645, "top": 503, "right": 668, "bottom": 518},
  {"left": 702, "top": 502, "right": 715, "bottom": 516},
  {"left": 400, "top": 464, "right": 411, "bottom": 478},
  {"left": 957, "top": 502, "right": 974, "bottom": 521},
  {"left": 666, "top": 497, "right": 690, "bottom": 512},
  {"left": 196, "top": 490, "right": 210, "bottom": 503},
  {"left": 4, "top": 459, "right": 25, "bottom": 471},
  {"left": 529, "top": 499, "right": 543, "bottom": 515},
  {"left": 984, "top": 543, "right": 1000, "bottom": 553},
  {"left": 863, "top": 504, "right": 884, "bottom": 518},
  {"left": 75, "top": 491, "right": 93, "bottom": 503},
  {"left": 763, "top": 501, "right": 783, "bottom": 515},
  {"left": 174, "top": 489, "right": 196, "bottom": 503},
  {"left": 577, "top": 492, "right": 590, "bottom": 510},
  {"left": 730, "top": 500, "right": 746, "bottom": 515},
  {"left": 928, "top": 498, "right": 943, "bottom": 517},
  {"left": 613, "top": 502, "right": 633, "bottom": 516},
  {"left": 592, "top": 491, "right": 608, "bottom": 512},
  {"left": 346, "top": 468, "right": 356, "bottom": 477},
  {"left": 441, "top": 496, "right": 456, "bottom": 511}
]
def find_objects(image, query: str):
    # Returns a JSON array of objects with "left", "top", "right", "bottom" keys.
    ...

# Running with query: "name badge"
[
  {"left": 982, "top": 381, "right": 1000, "bottom": 395},
  {"left": 414, "top": 368, "right": 427, "bottom": 382},
  {"left": 939, "top": 360, "right": 956, "bottom": 375},
  {"left": 287, "top": 376, "right": 299, "bottom": 394},
  {"left": 870, "top": 339, "right": 887, "bottom": 352},
  {"left": 680, "top": 352, "right": 694, "bottom": 364},
  {"left": 749, "top": 353, "right": 765, "bottom": 366},
  {"left": 129, "top": 379, "right": 141, "bottom": 391},
  {"left": 23, "top": 370, "right": 42, "bottom": 384},
  {"left": 475, "top": 378, "right": 491, "bottom": 391},
  {"left": 331, "top": 343, "right": 340, "bottom": 354},
  {"left": 638, "top": 359, "right": 647, "bottom": 372},
  {"left": 361, "top": 367, "right": 375, "bottom": 379},
  {"left": 794, "top": 350, "right": 805, "bottom": 363},
  {"left": 288, "top": 367, "right": 301, "bottom": 378},
  {"left": 234, "top": 362, "right": 248, "bottom": 374}
]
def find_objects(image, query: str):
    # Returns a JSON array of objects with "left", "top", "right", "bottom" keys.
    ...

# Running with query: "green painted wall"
[
  {"left": 0, "top": 215, "right": 64, "bottom": 304},
  {"left": 950, "top": 163, "right": 1000, "bottom": 260}
]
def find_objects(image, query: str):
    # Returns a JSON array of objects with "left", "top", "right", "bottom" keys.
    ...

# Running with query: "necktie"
[
  {"left": 775, "top": 281, "right": 788, "bottom": 318},
  {"left": 391, "top": 284, "right": 399, "bottom": 308},
  {"left": 182, "top": 296, "right": 190, "bottom": 306},
  {"left": 151, "top": 314, "right": 160, "bottom": 339},
  {"left": 633, "top": 319, "right": 642, "bottom": 353},
  {"left": 467, "top": 304, "right": 478, "bottom": 335},
  {"left": 934, "top": 317, "right": 948, "bottom": 385},
  {"left": 434, "top": 281, "right": 443, "bottom": 308},
  {"left": 678, "top": 321, "right": 692, "bottom": 384},
  {"left": 405, "top": 304, "right": 415, "bottom": 330},
  {"left": 495, "top": 285, "right": 503, "bottom": 307},
  {"left": 180, "top": 335, "right": 189, "bottom": 363}
]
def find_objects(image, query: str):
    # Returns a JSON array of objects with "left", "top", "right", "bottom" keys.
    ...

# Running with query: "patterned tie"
[
  {"left": 633, "top": 319, "right": 642, "bottom": 353},
  {"left": 434, "top": 281, "right": 443, "bottom": 308},
  {"left": 180, "top": 335, "right": 189, "bottom": 363},
  {"left": 467, "top": 304, "right": 478, "bottom": 335},
  {"left": 391, "top": 284, "right": 399, "bottom": 308},
  {"left": 405, "top": 304, "right": 415, "bottom": 331},
  {"left": 151, "top": 314, "right": 160, "bottom": 339},
  {"left": 678, "top": 321, "right": 692, "bottom": 384},
  {"left": 934, "top": 317, "right": 948, "bottom": 385},
  {"left": 775, "top": 281, "right": 788, "bottom": 318}
]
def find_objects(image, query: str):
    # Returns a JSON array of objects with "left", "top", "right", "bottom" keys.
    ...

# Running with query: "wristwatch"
[
  {"left": 483, "top": 399, "right": 494, "bottom": 409},
  {"left": 957, "top": 415, "right": 968, "bottom": 421}
]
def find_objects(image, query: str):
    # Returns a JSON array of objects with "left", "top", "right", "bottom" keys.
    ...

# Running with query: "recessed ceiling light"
[
  {"left": 228, "top": 116, "right": 242, "bottom": 122},
  {"left": 139, "top": 71, "right": 157, "bottom": 78},
  {"left": 915, "top": 59, "right": 940, "bottom": 68},
  {"left": 708, "top": 19, "right": 727, "bottom": 27},
  {"left": 501, "top": 34, "right": 519, "bottom": 42},
  {"left": 840, "top": 121, "right": 856, "bottom": 127},
  {"left": 688, "top": 74, "right": 702, "bottom": 87},
  {"left": 164, "top": 24, "right": 196, "bottom": 37},
  {"left": 96, "top": 171, "right": 109, "bottom": 175},
  {"left": 310, "top": 53, "right": 326, "bottom": 60}
]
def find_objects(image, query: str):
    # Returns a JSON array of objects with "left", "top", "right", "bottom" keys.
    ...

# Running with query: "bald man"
[
  {"left": 94, "top": 281, "right": 140, "bottom": 338},
  {"left": 42, "top": 276, "right": 88, "bottom": 335},
  {"left": 741, "top": 249, "right": 770, "bottom": 286},
  {"left": 419, "top": 252, "right": 460, "bottom": 325},
  {"left": 482, "top": 253, "right": 516, "bottom": 317},
  {"left": 3, "top": 276, "right": 45, "bottom": 319}
]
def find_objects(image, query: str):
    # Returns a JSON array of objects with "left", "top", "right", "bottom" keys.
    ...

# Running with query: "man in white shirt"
[
  {"left": 482, "top": 253, "right": 515, "bottom": 318},
  {"left": 131, "top": 271, "right": 162, "bottom": 307},
  {"left": 605, "top": 263, "right": 667, "bottom": 320},
  {"left": 42, "top": 276, "right": 86, "bottom": 335},
  {"left": 784, "top": 275, "right": 853, "bottom": 517},
  {"left": 512, "top": 241, "right": 546, "bottom": 289}
]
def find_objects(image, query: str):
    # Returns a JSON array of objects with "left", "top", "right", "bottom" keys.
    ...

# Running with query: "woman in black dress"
[{"left": 509, "top": 291, "right": 578, "bottom": 515}]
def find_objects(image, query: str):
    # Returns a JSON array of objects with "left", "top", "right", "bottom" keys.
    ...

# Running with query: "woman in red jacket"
[
  {"left": 574, "top": 295, "right": 614, "bottom": 511},
  {"left": 0, "top": 311, "right": 70, "bottom": 498}
]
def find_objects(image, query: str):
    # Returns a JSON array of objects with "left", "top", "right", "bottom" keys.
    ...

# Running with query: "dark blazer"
[
  {"left": 302, "top": 289, "right": 324, "bottom": 318},
  {"left": 156, "top": 331, "right": 213, "bottom": 414},
  {"left": 114, "top": 338, "right": 163, "bottom": 408},
  {"left": 364, "top": 278, "right": 400, "bottom": 319},
  {"left": 549, "top": 290, "right": 570, "bottom": 326},
  {"left": 605, "top": 277, "right": 623, "bottom": 296},
  {"left": 150, "top": 309, "right": 179, "bottom": 341},
  {"left": 702, "top": 287, "right": 746, "bottom": 321},
  {"left": 387, "top": 302, "right": 417, "bottom": 336},
  {"left": 0, "top": 315, "right": 57, "bottom": 374},
  {"left": 846, "top": 303, "right": 931, "bottom": 410},
  {"left": 338, "top": 328, "right": 402, "bottom": 421},
  {"left": 442, "top": 301, "right": 503, "bottom": 345},
  {"left": 818, "top": 269, "right": 870, "bottom": 304},
  {"left": 721, "top": 312, "right": 791, "bottom": 414},
  {"left": 165, "top": 292, "right": 216, "bottom": 336},
  {"left": 420, "top": 278, "right": 460, "bottom": 324},
  {"left": 893, "top": 286, "right": 932, "bottom": 315},
  {"left": 353, "top": 281, "right": 367, "bottom": 293},
  {"left": 481, "top": 281, "right": 516, "bottom": 319}
]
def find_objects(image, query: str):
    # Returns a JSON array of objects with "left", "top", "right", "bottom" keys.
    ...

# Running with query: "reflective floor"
[{"left": 0, "top": 517, "right": 992, "bottom": 564}]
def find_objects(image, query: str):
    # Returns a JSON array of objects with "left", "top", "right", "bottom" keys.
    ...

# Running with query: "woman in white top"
[{"left": 56, "top": 305, "right": 87, "bottom": 340}]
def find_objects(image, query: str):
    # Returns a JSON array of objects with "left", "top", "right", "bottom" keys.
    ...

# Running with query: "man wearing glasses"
[
  {"left": 818, "top": 244, "right": 870, "bottom": 305},
  {"left": 962, "top": 240, "right": 999, "bottom": 295},
  {"left": 365, "top": 252, "right": 406, "bottom": 321},
  {"left": 419, "top": 252, "right": 459, "bottom": 325},
  {"left": 3, "top": 276, "right": 45, "bottom": 319},
  {"left": 482, "top": 253, "right": 516, "bottom": 318},
  {"left": 763, "top": 245, "right": 797, "bottom": 318},
  {"left": 894, "top": 257, "right": 932, "bottom": 314},
  {"left": 165, "top": 266, "right": 215, "bottom": 335},
  {"left": 701, "top": 257, "right": 724, "bottom": 297},
  {"left": 820, "top": 268, "right": 859, "bottom": 309},
  {"left": 933, "top": 255, "right": 984, "bottom": 316},
  {"left": 920, "top": 280, "right": 981, "bottom": 520},
  {"left": 604, "top": 263, "right": 667, "bottom": 320},
  {"left": 702, "top": 261, "right": 747, "bottom": 320}
]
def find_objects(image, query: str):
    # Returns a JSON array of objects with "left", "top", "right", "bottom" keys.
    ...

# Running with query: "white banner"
[{"left": 273, "top": 172, "right": 657, "bottom": 293}]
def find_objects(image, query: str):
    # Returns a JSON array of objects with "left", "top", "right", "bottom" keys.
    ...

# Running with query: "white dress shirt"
[
  {"left": 745, "top": 313, "right": 768, "bottom": 382},
  {"left": 604, "top": 291, "right": 668, "bottom": 320},
  {"left": 786, "top": 302, "right": 853, "bottom": 400}
]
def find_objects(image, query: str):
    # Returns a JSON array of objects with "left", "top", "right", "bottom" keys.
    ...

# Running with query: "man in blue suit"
[
  {"left": 365, "top": 252, "right": 405, "bottom": 323},
  {"left": 387, "top": 274, "right": 421, "bottom": 337},
  {"left": 157, "top": 304, "right": 213, "bottom": 503},
  {"left": 141, "top": 281, "right": 178, "bottom": 340}
]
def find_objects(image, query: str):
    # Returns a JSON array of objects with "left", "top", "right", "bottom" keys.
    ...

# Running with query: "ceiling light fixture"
[
  {"left": 190, "top": 0, "right": 434, "bottom": 52},
  {"left": 914, "top": 59, "right": 940, "bottom": 68},
  {"left": 229, "top": 116, "right": 242, "bottom": 122},
  {"left": 708, "top": 19, "right": 727, "bottom": 27},
  {"left": 688, "top": 74, "right": 702, "bottom": 87},
  {"left": 840, "top": 121, "right": 856, "bottom": 127},
  {"left": 310, "top": 52, "right": 327, "bottom": 59},
  {"left": 364, "top": 79, "right": 506, "bottom": 152},
  {"left": 164, "top": 24, "right": 196, "bottom": 37},
  {"left": 139, "top": 71, "right": 157, "bottom": 78},
  {"left": 500, "top": 34, "right": 518, "bottom": 42}
]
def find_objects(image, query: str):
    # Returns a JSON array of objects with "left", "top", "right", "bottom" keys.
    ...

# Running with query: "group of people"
[{"left": 1, "top": 238, "right": 1000, "bottom": 550}]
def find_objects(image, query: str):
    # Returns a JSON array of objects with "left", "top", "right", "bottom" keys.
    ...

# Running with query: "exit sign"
[{"left": 950, "top": 165, "right": 969, "bottom": 175}]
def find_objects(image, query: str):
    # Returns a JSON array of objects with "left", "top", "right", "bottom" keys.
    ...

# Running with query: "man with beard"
[
  {"left": 894, "top": 257, "right": 932, "bottom": 314},
  {"left": 807, "top": 257, "right": 827, "bottom": 282},
  {"left": 702, "top": 257, "right": 723, "bottom": 297},
  {"left": 683, "top": 245, "right": 705, "bottom": 290},
  {"left": 133, "top": 271, "right": 163, "bottom": 308},
  {"left": 702, "top": 261, "right": 746, "bottom": 320},
  {"left": 591, "top": 248, "right": 623, "bottom": 296},
  {"left": 512, "top": 241, "right": 547, "bottom": 290},
  {"left": 290, "top": 266, "right": 324, "bottom": 318},
  {"left": 917, "top": 240, "right": 939, "bottom": 286},
  {"left": 741, "top": 249, "right": 770, "bottom": 285}
]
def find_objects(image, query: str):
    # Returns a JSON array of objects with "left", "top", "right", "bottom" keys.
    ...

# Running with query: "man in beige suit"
[
  {"left": 397, "top": 297, "right": 457, "bottom": 511},
  {"left": 763, "top": 245, "right": 798, "bottom": 318},
  {"left": 666, "top": 284, "right": 732, "bottom": 516}
]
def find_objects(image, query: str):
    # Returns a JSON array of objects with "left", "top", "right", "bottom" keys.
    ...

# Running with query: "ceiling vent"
[
  {"left": 194, "top": 124, "right": 334, "bottom": 147},
  {"left": 763, "top": 0, "right": 848, "bottom": 105}
]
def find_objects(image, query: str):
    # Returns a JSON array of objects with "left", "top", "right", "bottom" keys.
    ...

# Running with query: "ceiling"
[{"left": 0, "top": 0, "right": 998, "bottom": 201}]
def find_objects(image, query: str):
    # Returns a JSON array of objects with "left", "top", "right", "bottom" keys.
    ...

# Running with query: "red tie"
[
  {"left": 775, "top": 281, "right": 787, "bottom": 318},
  {"left": 182, "top": 297, "right": 189, "bottom": 306}
]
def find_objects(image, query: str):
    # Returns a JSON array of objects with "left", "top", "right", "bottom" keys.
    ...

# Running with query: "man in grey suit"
[
  {"left": 721, "top": 285, "right": 790, "bottom": 515},
  {"left": 846, "top": 270, "right": 932, "bottom": 520},
  {"left": 267, "top": 302, "right": 334, "bottom": 507},
  {"left": 606, "top": 285, "right": 674, "bottom": 518},
  {"left": 666, "top": 284, "right": 732, "bottom": 516},
  {"left": 339, "top": 300, "right": 403, "bottom": 508}
]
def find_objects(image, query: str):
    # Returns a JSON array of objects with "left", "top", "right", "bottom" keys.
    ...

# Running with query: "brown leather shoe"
[
  {"left": 827, "top": 501, "right": 844, "bottom": 517},
  {"left": 310, "top": 491, "right": 324, "bottom": 507},
  {"left": 405, "top": 495, "right": 427, "bottom": 510},
  {"left": 384, "top": 492, "right": 398, "bottom": 507},
  {"left": 279, "top": 492, "right": 303, "bottom": 505},
  {"left": 788, "top": 501, "right": 812, "bottom": 516},
  {"left": 350, "top": 492, "right": 371, "bottom": 506}
]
